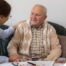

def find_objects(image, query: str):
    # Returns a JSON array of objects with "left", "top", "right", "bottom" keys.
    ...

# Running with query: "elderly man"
[{"left": 7, "top": 4, "right": 61, "bottom": 62}]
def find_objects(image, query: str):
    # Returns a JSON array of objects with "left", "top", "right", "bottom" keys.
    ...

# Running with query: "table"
[
  {"left": 0, "top": 61, "right": 66, "bottom": 66},
  {"left": 54, "top": 63, "right": 66, "bottom": 66},
  {"left": 0, "top": 58, "right": 66, "bottom": 66}
]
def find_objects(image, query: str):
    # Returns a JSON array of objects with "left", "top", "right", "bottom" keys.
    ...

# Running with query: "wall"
[{"left": 5, "top": 0, "right": 66, "bottom": 28}]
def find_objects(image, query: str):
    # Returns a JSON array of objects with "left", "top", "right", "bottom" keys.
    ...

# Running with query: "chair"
[{"left": 48, "top": 21, "right": 66, "bottom": 58}]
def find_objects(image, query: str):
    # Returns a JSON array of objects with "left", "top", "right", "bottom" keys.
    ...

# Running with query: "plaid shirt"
[{"left": 30, "top": 26, "right": 46, "bottom": 58}]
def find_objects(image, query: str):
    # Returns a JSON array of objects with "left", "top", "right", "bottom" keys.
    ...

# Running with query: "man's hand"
[
  {"left": 9, "top": 55, "right": 20, "bottom": 62},
  {"left": 9, "top": 54, "right": 32, "bottom": 62},
  {"left": 22, "top": 55, "right": 32, "bottom": 61}
]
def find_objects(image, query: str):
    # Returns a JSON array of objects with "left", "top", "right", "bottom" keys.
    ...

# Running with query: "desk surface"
[
  {"left": 0, "top": 61, "right": 66, "bottom": 66},
  {"left": 0, "top": 58, "right": 66, "bottom": 66}
]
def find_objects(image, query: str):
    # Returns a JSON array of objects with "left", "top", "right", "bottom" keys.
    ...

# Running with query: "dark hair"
[
  {"left": 0, "top": 0, "right": 5, "bottom": 2},
  {"left": 0, "top": 0, "right": 11, "bottom": 17}
]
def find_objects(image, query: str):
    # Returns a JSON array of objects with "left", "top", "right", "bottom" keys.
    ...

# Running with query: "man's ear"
[
  {"left": 44, "top": 15, "right": 47, "bottom": 20},
  {"left": 0, "top": 15, "right": 5, "bottom": 24},
  {"left": 0, "top": 15, "right": 4, "bottom": 18},
  {"left": 0, "top": 15, "right": 5, "bottom": 20},
  {"left": 0, "top": 15, "right": 2, "bottom": 20}
]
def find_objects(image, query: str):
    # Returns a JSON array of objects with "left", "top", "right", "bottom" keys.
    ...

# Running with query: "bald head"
[{"left": 32, "top": 4, "right": 47, "bottom": 16}]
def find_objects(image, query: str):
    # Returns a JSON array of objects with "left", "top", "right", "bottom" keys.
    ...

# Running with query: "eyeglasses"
[{"left": 8, "top": 15, "right": 12, "bottom": 19}]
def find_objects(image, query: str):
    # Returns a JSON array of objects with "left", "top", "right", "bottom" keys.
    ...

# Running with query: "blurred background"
[{"left": 5, "top": 0, "right": 66, "bottom": 28}]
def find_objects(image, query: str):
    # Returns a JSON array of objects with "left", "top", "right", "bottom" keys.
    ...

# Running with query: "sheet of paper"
[{"left": 0, "top": 61, "right": 56, "bottom": 66}]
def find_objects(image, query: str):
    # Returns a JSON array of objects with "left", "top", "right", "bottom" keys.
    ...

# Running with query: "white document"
[
  {"left": 0, "top": 63, "right": 13, "bottom": 66},
  {"left": 0, "top": 61, "right": 55, "bottom": 66},
  {"left": 18, "top": 61, "right": 54, "bottom": 66}
]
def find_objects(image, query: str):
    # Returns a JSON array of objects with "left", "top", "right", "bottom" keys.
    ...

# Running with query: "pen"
[
  {"left": 11, "top": 62, "right": 18, "bottom": 66},
  {"left": 28, "top": 62, "right": 36, "bottom": 66}
]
